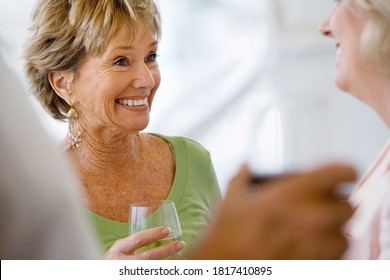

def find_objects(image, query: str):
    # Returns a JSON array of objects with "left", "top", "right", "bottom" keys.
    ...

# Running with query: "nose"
[
  {"left": 132, "top": 63, "right": 156, "bottom": 89},
  {"left": 319, "top": 16, "right": 333, "bottom": 37}
]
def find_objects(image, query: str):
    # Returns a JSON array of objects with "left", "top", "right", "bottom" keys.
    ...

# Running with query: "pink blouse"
[{"left": 343, "top": 140, "right": 390, "bottom": 259}]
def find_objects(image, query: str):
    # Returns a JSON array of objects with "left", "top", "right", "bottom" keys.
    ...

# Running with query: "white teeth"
[{"left": 118, "top": 98, "right": 147, "bottom": 107}]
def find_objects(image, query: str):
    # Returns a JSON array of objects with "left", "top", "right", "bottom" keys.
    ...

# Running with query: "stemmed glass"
[
  {"left": 247, "top": 100, "right": 338, "bottom": 183},
  {"left": 129, "top": 200, "right": 182, "bottom": 259}
]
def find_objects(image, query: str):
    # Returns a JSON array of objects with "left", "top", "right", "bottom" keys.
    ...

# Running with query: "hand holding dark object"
[{"left": 189, "top": 163, "right": 356, "bottom": 260}]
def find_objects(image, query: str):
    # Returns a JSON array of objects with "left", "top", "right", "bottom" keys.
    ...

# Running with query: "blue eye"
[
  {"left": 146, "top": 53, "right": 159, "bottom": 63},
  {"left": 113, "top": 57, "right": 129, "bottom": 66}
]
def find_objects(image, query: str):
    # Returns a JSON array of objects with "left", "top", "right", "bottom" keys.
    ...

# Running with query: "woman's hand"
[{"left": 104, "top": 226, "right": 185, "bottom": 260}]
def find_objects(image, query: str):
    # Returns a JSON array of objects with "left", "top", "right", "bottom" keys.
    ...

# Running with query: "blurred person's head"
[{"left": 319, "top": 0, "right": 390, "bottom": 122}]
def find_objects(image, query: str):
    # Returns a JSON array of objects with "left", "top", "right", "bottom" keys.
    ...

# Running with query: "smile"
[{"left": 116, "top": 98, "right": 148, "bottom": 107}]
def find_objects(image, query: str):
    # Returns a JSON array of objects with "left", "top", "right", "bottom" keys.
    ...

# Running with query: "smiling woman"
[
  {"left": 320, "top": 0, "right": 390, "bottom": 259},
  {"left": 47, "top": 28, "right": 160, "bottom": 135},
  {"left": 23, "top": 0, "right": 221, "bottom": 260}
]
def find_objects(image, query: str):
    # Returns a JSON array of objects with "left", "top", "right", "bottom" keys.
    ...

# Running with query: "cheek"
[
  {"left": 335, "top": 46, "right": 366, "bottom": 93},
  {"left": 148, "top": 70, "right": 161, "bottom": 109},
  {"left": 154, "top": 74, "right": 161, "bottom": 91},
  {"left": 151, "top": 69, "right": 161, "bottom": 95},
  {"left": 106, "top": 73, "right": 128, "bottom": 90},
  {"left": 344, "top": 40, "right": 365, "bottom": 76},
  {"left": 153, "top": 66, "right": 161, "bottom": 88}
]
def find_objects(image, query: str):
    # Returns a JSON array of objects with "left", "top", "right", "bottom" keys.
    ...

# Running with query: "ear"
[{"left": 48, "top": 71, "right": 75, "bottom": 104}]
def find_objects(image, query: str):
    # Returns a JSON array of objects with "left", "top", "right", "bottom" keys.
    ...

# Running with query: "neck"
[
  {"left": 350, "top": 72, "right": 390, "bottom": 128},
  {"left": 65, "top": 128, "right": 143, "bottom": 171}
]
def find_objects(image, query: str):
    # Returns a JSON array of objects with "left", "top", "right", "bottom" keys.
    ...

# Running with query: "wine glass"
[
  {"left": 247, "top": 100, "right": 342, "bottom": 184},
  {"left": 129, "top": 200, "right": 182, "bottom": 259}
]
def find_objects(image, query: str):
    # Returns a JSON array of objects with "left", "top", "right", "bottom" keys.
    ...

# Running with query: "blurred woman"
[{"left": 320, "top": 0, "right": 390, "bottom": 259}]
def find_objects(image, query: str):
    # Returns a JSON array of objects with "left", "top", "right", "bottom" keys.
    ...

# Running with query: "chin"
[
  {"left": 334, "top": 72, "right": 349, "bottom": 93},
  {"left": 132, "top": 120, "right": 150, "bottom": 132}
]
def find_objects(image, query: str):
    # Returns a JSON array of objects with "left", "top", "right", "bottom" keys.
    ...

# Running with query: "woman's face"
[
  {"left": 319, "top": 0, "right": 369, "bottom": 95},
  {"left": 71, "top": 27, "right": 161, "bottom": 134}
]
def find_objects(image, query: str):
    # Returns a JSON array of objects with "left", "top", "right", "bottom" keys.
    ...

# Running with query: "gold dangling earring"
[{"left": 67, "top": 107, "right": 82, "bottom": 148}]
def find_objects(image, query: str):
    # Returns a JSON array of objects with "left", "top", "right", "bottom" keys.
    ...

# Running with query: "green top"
[{"left": 87, "top": 134, "right": 221, "bottom": 255}]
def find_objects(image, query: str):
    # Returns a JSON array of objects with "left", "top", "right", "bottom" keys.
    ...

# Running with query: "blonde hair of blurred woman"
[{"left": 354, "top": 0, "right": 390, "bottom": 76}]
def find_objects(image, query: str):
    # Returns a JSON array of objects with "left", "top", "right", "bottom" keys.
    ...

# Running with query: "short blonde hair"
[
  {"left": 354, "top": 0, "right": 390, "bottom": 77},
  {"left": 24, "top": 0, "right": 161, "bottom": 120}
]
